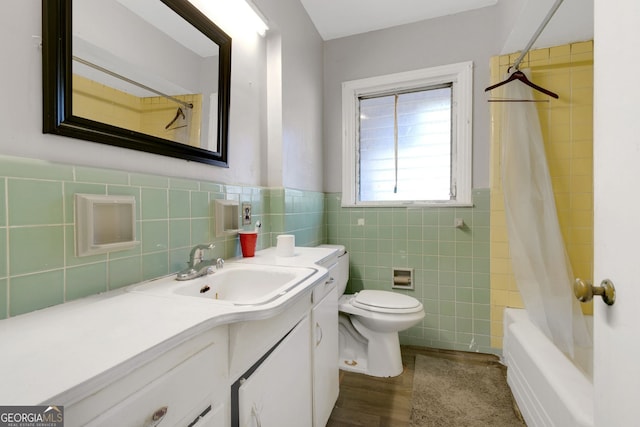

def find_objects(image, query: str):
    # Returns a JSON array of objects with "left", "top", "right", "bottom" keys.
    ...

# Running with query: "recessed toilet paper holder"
[{"left": 392, "top": 268, "right": 414, "bottom": 290}]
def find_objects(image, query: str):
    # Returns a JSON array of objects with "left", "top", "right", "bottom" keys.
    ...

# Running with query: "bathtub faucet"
[{"left": 176, "top": 243, "right": 223, "bottom": 281}]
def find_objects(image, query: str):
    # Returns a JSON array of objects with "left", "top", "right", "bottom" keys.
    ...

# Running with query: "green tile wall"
[
  {"left": 1, "top": 154, "right": 492, "bottom": 355},
  {"left": 269, "top": 188, "right": 324, "bottom": 247},
  {"left": 325, "top": 189, "right": 494, "bottom": 354},
  {"left": 0, "top": 156, "right": 298, "bottom": 318}
]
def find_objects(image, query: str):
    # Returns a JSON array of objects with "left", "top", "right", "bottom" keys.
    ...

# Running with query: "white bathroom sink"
[{"left": 129, "top": 263, "right": 317, "bottom": 306}]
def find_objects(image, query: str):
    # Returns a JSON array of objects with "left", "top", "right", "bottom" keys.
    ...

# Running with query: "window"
[{"left": 341, "top": 62, "right": 472, "bottom": 207}]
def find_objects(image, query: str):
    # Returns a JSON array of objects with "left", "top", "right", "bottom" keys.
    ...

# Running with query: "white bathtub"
[{"left": 503, "top": 308, "right": 593, "bottom": 427}]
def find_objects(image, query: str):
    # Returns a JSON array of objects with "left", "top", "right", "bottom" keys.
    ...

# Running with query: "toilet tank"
[{"left": 319, "top": 245, "right": 349, "bottom": 296}]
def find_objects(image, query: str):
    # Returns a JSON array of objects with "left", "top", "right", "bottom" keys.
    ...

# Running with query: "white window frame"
[{"left": 341, "top": 61, "right": 473, "bottom": 207}]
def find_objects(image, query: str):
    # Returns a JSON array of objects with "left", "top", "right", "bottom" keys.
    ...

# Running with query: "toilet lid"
[{"left": 351, "top": 290, "right": 423, "bottom": 314}]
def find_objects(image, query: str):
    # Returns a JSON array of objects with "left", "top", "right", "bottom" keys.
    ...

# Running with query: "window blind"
[{"left": 358, "top": 85, "right": 453, "bottom": 202}]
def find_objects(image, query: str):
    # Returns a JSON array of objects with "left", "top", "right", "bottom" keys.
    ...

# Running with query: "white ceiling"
[
  {"left": 299, "top": 0, "right": 593, "bottom": 51},
  {"left": 299, "top": 0, "right": 499, "bottom": 40},
  {"left": 500, "top": 0, "right": 593, "bottom": 54}
]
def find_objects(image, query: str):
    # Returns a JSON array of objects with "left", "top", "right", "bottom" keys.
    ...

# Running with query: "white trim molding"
[{"left": 341, "top": 61, "right": 473, "bottom": 207}]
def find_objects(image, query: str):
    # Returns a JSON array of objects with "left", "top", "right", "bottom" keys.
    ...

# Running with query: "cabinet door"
[
  {"left": 312, "top": 287, "right": 339, "bottom": 427},
  {"left": 238, "top": 316, "right": 312, "bottom": 427}
]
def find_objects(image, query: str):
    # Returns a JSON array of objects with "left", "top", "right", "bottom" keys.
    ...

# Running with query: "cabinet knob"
[{"left": 144, "top": 406, "right": 168, "bottom": 427}]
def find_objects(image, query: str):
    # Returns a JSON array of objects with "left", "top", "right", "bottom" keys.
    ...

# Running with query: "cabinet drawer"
[
  {"left": 312, "top": 265, "right": 337, "bottom": 304},
  {"left": 86, "top": 342, "right": 226, "bottom": 427},
  {"left": 65, "top": 327, "right": 228, "bottom": 427}
]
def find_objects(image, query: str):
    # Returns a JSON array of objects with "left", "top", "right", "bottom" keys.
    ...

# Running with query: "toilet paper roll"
[
  {"left": 276, "top": 234, "right": 295, "bottom": 257},
  {"left": 393, "top": 276, "right": 412, "bottom": 286}
]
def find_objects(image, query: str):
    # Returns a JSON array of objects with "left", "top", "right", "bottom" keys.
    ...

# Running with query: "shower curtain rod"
[
  {"left": 72, "top": 56, "right": 193, "bottom": 109},
  {"left": 512, "top": 0, "right": 565, "bottom": 70},
  {"left": 484, "top": 0, "right": 564, "bottom": 100}
]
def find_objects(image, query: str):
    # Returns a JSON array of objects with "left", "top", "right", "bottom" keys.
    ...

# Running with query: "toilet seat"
[{"left": 350, "top": 290, "right": 423, "bottom": 314}]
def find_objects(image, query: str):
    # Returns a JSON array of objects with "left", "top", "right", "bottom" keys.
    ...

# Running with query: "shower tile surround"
[
  {"left": 0, "top": 156, "right": 323, "bottom": 318},
  {"left": 489, "top": 41, "right": 594, "bottom": 349},
  {"left": 73, "top": 75, "right": 203, "bottom": 147}
]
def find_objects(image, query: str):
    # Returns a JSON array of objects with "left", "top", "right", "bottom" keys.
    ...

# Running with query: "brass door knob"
[{"left": 574, "top": 278, "right": 616, "bottom": 306}]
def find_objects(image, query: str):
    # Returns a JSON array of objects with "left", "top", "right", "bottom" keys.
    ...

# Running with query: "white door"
[{"left": 593, "top": 0, "right": 640, "bottom": 425}]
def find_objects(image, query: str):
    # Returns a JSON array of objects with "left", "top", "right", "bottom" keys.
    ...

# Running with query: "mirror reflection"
[
  {"left": 73, "top": 0, "right": 219, "bottom": 151},
  {"left": 43, "top": 0, "right": 231, "bottom": 167}
]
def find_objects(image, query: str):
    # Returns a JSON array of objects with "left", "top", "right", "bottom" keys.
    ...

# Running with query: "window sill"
[{"left": 340, "top": 201, "right": 474, "bottom": 208}]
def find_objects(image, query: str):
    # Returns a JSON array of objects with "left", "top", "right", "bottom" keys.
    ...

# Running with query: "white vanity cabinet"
[
  {"left": 64, "top": 327, "right": 229, "bottom": 427},
  {"left": 311, "top": 271, "right": 339, "bottom": 426},
  {"left": 0, "top": 248, "right": 344, "bottom": 427}
]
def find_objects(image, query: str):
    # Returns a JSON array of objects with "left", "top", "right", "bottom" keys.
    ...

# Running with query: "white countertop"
[
  {"left": 0, "top": 246, "right": 338, "bottom": 406},
  {"left": 236, "top": 246, "right": 340, "bottom": 268}
]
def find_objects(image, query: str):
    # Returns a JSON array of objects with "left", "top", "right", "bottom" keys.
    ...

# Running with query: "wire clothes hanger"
[{"left": 484, "top": 0, "right": 564, "bottom": 102}]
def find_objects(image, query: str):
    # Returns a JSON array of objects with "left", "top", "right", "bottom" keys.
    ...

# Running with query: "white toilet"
[{"left": 322, "top": 245, "right": 425, "bottom": 378}]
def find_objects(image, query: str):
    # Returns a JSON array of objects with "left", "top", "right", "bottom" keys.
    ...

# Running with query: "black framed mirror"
[{"left": 42, "top": 0, "right": 232, "bottom": 167}]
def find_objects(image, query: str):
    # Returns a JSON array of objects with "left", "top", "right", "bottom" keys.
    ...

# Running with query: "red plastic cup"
[{"left": 239, "top": 231, "right": 258, "bottom": 257}]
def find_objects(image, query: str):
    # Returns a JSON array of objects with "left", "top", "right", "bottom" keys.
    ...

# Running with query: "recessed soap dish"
[
  {"left": 75, "top": 194, "right": 139, "bottom": 257},
  {"left": 215, "top": 199, "right": 239, "bottom": 237}
]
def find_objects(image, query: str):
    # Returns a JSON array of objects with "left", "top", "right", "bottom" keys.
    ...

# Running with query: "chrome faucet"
[{"left": 176, "top": 243, "right": 224, "bottom": 281}]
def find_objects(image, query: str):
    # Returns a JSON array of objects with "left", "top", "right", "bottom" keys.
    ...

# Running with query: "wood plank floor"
[{"left": 325, "top": 346, "right": 506, "bottom": 427}]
